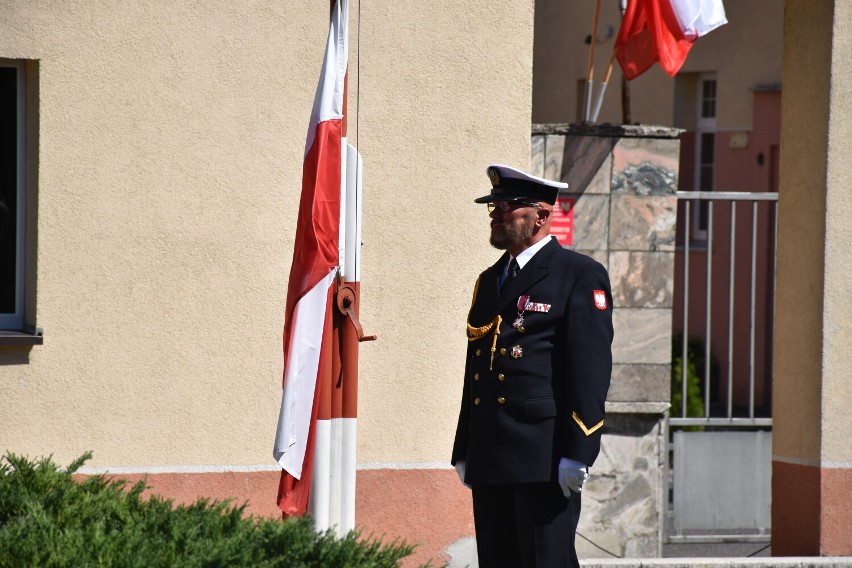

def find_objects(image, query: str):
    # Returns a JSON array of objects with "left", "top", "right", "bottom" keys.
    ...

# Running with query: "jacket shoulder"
[{"left": 552, "top": 246, "right": 605, "bottom": 273}]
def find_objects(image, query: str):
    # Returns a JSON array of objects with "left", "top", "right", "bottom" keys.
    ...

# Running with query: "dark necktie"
[{"left": 501, "top": 258, "right": 519, "bottom": 291}]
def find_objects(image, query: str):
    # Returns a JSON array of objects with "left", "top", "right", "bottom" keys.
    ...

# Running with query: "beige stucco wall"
[
  {"left": 775, "top": 0, "right": 852, "bottom": 465},
  {"left": 773, "top": 0, "right": 830, "bottom": 467},
  {"left": 823, "top": 0, "right": 852, "bottom": 465},
  {"left": 0, "top": 0, "right": 533, "bottom": 468},
  {"left": 355, "top": 0, "right": 534, "bottom": 464},
  {"left": 532, "top": 0, "right": 783, "bottom": 131}
]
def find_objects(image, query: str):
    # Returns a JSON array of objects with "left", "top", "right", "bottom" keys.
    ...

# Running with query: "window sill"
[{"left": 0, "top": 330, "right": 44, "bottom": 346}]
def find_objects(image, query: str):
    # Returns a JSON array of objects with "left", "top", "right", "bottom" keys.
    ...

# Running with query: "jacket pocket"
[{"left": 523, "top": 397, "right": 557, "bottom": 420}]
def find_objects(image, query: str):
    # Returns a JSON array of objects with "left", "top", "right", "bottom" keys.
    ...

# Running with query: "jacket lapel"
[{"left": 490, "top": 238, "right": 559, "bottom": 318}]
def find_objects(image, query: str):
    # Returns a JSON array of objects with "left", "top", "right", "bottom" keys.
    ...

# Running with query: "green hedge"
[{"left": 0, "top": 452, "right": 415, "bottom": 567}]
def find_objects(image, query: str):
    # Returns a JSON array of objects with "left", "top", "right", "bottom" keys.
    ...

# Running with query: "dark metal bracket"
[{"left": 335, "top": 284, "right": 377, "bottom": 342}]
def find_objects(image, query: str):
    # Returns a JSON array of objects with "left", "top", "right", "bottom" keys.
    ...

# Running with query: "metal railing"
[
  {"left": 672, "top": 191, "right": 778, "bottom": 428},
  {"left": 667, "top": 191, "right": 779, "bottom": 542}
]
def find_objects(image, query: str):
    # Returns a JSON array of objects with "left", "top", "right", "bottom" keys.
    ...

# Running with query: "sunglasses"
[{"left": 487, "top": 200, "right": 542, "bottom": 213}]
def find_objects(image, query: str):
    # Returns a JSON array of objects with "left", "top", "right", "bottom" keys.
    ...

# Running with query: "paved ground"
[
  {"left": 446, "top": 539, "right": 773, "bottom": 566},
  {"left": 663, "top": 542, "right": 771, "bottom": 558}
]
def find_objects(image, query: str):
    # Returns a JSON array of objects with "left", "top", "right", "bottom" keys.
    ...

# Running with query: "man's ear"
[{"left": 536, "top": 207, "right": 552, "bottom": 226}]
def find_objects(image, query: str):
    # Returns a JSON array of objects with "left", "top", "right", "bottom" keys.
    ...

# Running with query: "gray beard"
[{"left": 490, "top": 222, "right": 535, "bottom": 250}]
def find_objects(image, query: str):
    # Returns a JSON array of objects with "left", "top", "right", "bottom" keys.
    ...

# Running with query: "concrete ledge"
[
  {"left": 605, "top": 401, "right": 670, "bottom": 414},
  {"left": 580, "top": 559, "right": 852, "bottom": 567},
  {"left": 532, "top": 122, "right": 684, "bottom": 139}
]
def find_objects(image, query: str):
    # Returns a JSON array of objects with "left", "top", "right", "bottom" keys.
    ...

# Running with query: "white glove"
[
  {"left": 558, "top": 458, "right": 589, "bottom": 497},
  {"left": 454, "top": 461, "right": 471, "bottom": 489}
]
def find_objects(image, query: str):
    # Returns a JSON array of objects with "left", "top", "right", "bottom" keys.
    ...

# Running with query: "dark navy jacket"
[{"left": 451, "top": 237, "right": 613, "bottom": 484}]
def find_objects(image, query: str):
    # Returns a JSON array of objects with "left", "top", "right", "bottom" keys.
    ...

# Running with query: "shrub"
[
  {"left": 0, "top": 452, "right": 415, "bottom": 567},
  {"left": 671, "top": 336, "right": 712, "bottom": 431}
]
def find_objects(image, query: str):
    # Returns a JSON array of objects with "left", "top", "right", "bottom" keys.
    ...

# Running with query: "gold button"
[
  {"left": 497, "top": 396, "right": 506, "bottom": 404},
  {"left": 475, "top": 349, "right": 481, "bottom": 356},
  {"left": 474, "top": 373, "right": 480, "bottom": 381},
  {"left": 500, "top": 347, "right": 507, "bottom": 355},
  {"left": 518, "top": 326, "right": 525, "bottom": 333},
  {"left": 474, "top": 397, "right": 481, "bottom": 405},
  {"left": 498, "top": 373, "right": 505, "bottom": 381}
]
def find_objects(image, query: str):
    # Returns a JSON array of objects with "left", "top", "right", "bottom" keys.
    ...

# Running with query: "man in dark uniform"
[{"left": 452, "top": 164, "right": 613, "bottom": 568}]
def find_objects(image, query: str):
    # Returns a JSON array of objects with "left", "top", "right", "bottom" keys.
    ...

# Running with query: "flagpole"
[
  {"left": 590, "top": 52, "right": 615, "bottom": 123},
  {"left": 330, "top": 0, "right": 375, "bottom": 538},
  {"left": 307, "top": 0, "right": 347, "bottom": 534},
  {"left": 311, "top": 0, "right": 353, "bottom": 537},
  {"left": 617, "top": 0, "right": 631, "bottom": 124},
  {"left": 583, "top": 0, "right": 602, "bottom": 122},
  {"left": 334, "top": 0, "right": 352, "bottom": 536}
]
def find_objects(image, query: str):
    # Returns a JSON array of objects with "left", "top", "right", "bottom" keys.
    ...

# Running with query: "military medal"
[
  {"left": 511, "top": 345, "right": 523, "bottom": 359},
  {"left": 513, "top": 295, "right": 530, "bottom": 329}
]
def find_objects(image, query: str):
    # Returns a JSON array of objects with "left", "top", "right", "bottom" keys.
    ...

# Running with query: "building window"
[
  {"left": 692, "top": 76, "right": 717, "bottom": 241},
  {"left": 701, "top": 78, "right": 717, "bottom": 119},
  {"left": 1, "top": 60, "right": 26, "bottom": 332}
]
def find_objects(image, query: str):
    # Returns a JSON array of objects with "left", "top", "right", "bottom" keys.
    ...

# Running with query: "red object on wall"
[{"left": 552, "top": 197, "right": 574, "bottom": 246}]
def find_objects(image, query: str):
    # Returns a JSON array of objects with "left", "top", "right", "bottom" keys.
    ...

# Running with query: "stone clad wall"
[{"left": 531, "top": 124, "right": 681, "bottom": 558}]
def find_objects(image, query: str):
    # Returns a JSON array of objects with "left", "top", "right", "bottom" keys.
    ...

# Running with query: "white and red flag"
[
  {"left": 274, "top": 0, "right": 349, "bottom": 518},
  {"left": 615, "top": 0, "right": 727, "bottom": 80}
]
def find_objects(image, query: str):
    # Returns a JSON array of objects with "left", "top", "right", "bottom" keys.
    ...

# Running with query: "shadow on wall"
[
  {"left": 557, "top": 135, "right": 618, "bottom": 193},
  {"left": 0, "top": 350, "right": 31, "bottom": 366}
]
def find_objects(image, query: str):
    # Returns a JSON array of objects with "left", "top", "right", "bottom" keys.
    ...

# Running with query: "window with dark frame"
[
  {"left": 693, "top": 76, "right": 717, "bottom": 241},
  {"left": 0, "top": 61, "right": 24, "bottom": 332},
  {"left": 1, "top": 66, "right": 18, "bottom": 316},
  {"left": 701, "top": 78, "right": 717, "bottom": 119}
]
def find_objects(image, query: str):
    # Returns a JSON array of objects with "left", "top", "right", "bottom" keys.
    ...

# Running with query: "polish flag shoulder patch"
[{"left": 593, "top": 290, "right": 607, "bottom": 310}]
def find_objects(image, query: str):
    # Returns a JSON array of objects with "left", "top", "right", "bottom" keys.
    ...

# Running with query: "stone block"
[
  {"left": 578, "top": 153, "right": 612, "bottom": 195},
  {"left": 609, "top": 251, "right": 674, "bottom": 308},
  {"left": 543, "top": 134, "right": 565, "bottom": 181},
  {"left": 531, "top": 135, "right": 545, "bottom": 177},
  {"left": 624, "top": 534, "right": 661, "bottom": 558},
  {"left": 608, "top": 364, "right": 671, "bottom": 403},
  {"left": 558, "top": 154, "right": 612, "bottom": 197},
  {"left": 557, "top": 134, "right": 618, "bottom": 194},
  {"left": 572, "top": 195, "right": 609, "bottom": 250},
  {"left": 612, "top": 137, "right": 680, "bottom": 196},
  {"left": 613, "top": 308, "right": 672, "bottom": 364},
  {"left": 579, "top": 422, "right": 664, "bottom": 558},
  {"left": 609, "top": 195, "right": 677, "bottom": 252}
]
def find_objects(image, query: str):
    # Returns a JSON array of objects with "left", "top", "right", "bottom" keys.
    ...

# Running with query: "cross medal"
[{"left": 513, "top": 296, "right": 530, "bottom": 329}]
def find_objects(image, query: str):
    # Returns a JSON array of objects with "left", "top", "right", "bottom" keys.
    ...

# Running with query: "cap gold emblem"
[{"left": 487, "top": 167, "right": 500, "bottom": 186}]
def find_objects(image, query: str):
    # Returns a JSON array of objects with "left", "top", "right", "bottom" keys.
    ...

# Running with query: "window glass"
[
  {"left": 0, "top": 66, "right": 18, "bottom": 316},
  {"left": 701, "top": 79, "right": 717, "bottom": 119}
]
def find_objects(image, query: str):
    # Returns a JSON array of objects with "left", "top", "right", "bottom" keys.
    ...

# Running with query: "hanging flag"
[
  {"left": 669, "top": 0, "right": 727, "bottom": 40},
  {"left": 615, "top": 0, "right": 727, "bottom": 80},
  {"left": 274, "top": 0, "right": 349, "bottom": 517}
]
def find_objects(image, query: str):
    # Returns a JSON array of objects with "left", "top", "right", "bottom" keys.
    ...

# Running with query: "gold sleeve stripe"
[{"left": 572, "top": 411, "right": 604, "bottom": 436}]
